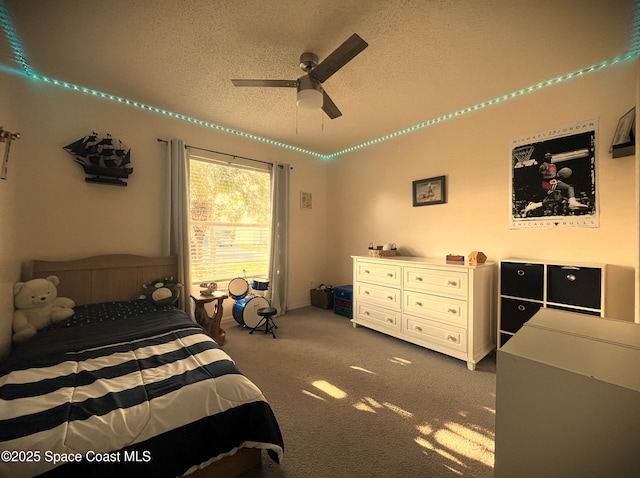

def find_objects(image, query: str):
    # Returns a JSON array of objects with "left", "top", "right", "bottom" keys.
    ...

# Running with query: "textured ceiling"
[{"left": 0, "top": 0, "right": 636, "bottom": 157}]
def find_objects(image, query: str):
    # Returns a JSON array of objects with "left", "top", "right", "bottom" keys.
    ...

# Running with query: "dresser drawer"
[
  {"left": 334, "top": 286, "right": 353, "bottom": 301},
  {"left": 404, "top": 316, "right": 467, "bottom": 353},
  {"left": 355, "top": 302, "right": 401, "bottom": 332},
  {"left": 356, "top": 260, "right": 402, "bottom": 287},
  {"left": 547, "top": 265, "right": 602, "bottom": 310},
  {"left": 404, "top": 267, "right": 468, "bottom": 298},
  {"left": 403, "top": 290, "right": 467, "bottom": 328},
  {"left": 356, "top": 283, "right": 401, "bottom": 311}
]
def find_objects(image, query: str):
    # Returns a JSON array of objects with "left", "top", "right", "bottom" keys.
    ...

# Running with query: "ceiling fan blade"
[
  {"left": 231, "top": 79, "right": 298, "bottom": 88},
  {"left": 310, "top": 33, "right": 368, "bottom": 83},
  {"left": 322, "top": 90, "right": 342, "bottom": 119}
]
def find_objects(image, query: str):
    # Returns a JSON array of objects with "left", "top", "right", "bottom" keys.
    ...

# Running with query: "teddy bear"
[
  {"left": 12, "top": 276, "right": 76, "bottom": 343},
  {"left": 139, "top": 277, "right": 183, "bottom": 306}
]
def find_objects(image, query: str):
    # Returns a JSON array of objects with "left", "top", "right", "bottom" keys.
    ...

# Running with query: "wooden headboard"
[{"left": 24, "top": 255, "right": 179, "bottom": 306}]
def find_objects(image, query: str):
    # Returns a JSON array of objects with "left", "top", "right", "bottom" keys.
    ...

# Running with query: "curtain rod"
[{"left": 157, "top": 138, "right": 292, "bottom": 169}]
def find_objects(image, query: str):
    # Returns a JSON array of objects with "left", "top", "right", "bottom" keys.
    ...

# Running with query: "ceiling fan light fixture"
[
  {"left": 231, "top": 34, "right": 367, "bottom": 119},
  {"left": 297, "top": 88, "right": 323, "bottom": 110}
]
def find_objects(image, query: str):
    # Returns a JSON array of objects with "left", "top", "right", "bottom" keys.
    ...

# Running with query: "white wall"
[
  {"left": 0, "top": 25, "right": 637, "bottom": 362},
  {"left": 0, "top": 73, "right": 329, "bottom": 355},
  {"left": 326, "top": 61, "right": 637, "bottom": 321},
  {"left": 0, "top": 74, "right": 21, "bottom": 359}
]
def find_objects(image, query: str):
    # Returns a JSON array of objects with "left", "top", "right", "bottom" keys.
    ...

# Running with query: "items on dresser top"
[
  {"left": 351, "top": 255, "right": 495, "bottom": 371},
  {"left": 498, "top": 259, "right": 606, "bottom": 348}
]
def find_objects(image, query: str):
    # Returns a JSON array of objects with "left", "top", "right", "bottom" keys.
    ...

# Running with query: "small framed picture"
[
  {"left": 610, "top": 106, "right": 635, "bottom": 152},
  {"left": 300, "top": 191, "right": 312, "bottom": 209},
  {"left": 412, "top": 176, "right": 447, "bottom": 206}
]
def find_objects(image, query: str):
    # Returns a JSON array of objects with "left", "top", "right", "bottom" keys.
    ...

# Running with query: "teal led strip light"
[
  {"left": 2, "top": 0, "right": 639, "bottom": 161},
  {"left": 324, "top": 53, "right": 638, "bottom": 160},
  {"left": 631, "top": 0, "right": 640, "bottom": 57},
  {"left": 27, "top": 73, "right": 326, "bottom": 158},
  {"left": 0, "top": 1, "right": 31, "bottom": 75}
]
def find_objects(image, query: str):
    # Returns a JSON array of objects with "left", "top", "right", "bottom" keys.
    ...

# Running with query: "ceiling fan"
[{"left": 231, "top": 33, "right": 368, "bottom": 119}]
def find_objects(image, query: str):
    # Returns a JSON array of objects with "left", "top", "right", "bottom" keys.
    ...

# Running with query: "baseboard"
[{"left": 288, "top": 301, "right": 311, "bottom": 310}]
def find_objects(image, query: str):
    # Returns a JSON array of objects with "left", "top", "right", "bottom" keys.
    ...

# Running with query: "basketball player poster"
[{"left": 510, "top": 119, "right": 598, "bottom": 229}]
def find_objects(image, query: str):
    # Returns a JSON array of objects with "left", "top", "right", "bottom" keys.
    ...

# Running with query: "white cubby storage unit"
[{"left": 498, "top": 259, "right": 606, "bottom": 348}]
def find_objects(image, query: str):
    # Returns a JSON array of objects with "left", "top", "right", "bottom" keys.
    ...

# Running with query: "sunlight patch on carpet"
[
  {"left": 312, "top": 380, "right": 347, "bottom": 399},
  {"left": 443, "top": 464, "right": 465, "bottom": 475},
  {"left": 350, "top": 365, "right": 376, "bottom": 374},
  {"left": 363, "top": 397, "right": 383, "bottom": 409},
  {"left": 353, "top": 401, "right": 377, "bottom": 413},
  {"left": 434, "top": 422, "right": 495, "bottom": 467},
  {"left": 302, "top": 390, "right": 326, "bottom": 401},
  {"left": 388, "top": 356, "right": 412, "bottom": 365},
  {"left": 383, "top": 402, "right": 414, "bottom": 418},
  {"left": 415, "top": 436, "right": 465, "bottom": 466},
  {"left": 353, "top": 396, "right": 385, "bottom": 413}
]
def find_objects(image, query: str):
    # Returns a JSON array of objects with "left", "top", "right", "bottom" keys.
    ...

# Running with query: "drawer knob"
[
  {"left": 447, "top": 308, "right": 457, "bottom": 314},
  {"left": 446, "top": 334, "right": 458, "bottom": 343},
  {"left": 416, "top": 301, "right": 423, "bottom": 307},
  {"left": 517, "top": 304, "right": 526, "bottom": 311},
  {"left": 415, "top": 326, "right": 423, "bottom": 332},
  {"left": 364, "top": 291, "right": 370, "bottom": 295},
  {"left": 364, "top": 270, "right": 370, "bottom": 274},
  {"left": 387, "top": 296, "right": 394, "bottom": 301},
  {"left": 416, "top": 276, "right": 423, "bottom": 281},
  {"left": 517, "top": 269, "right": 525, "bottom": 276},
  {"left": 387, "top": 318, "right": 394, "bottom": 323},
  {"left": 364, "top": 311, "right": 370, "bottom": 316},
  {"left": 447, "top": 280, "right": 458, "bottom": 287},
  {"left": 567, "top": 274, "right": 576, "bottom": 281},
  {"left": 387, "top": 273, "right": 394, "bottom": 277}
]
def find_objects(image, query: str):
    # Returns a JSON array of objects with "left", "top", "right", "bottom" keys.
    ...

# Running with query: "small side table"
[{"left": 190, "top": 291, "right": 228, "bottom": 345}]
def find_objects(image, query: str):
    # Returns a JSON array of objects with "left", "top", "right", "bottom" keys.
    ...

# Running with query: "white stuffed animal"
[{"left": 12, "top": 276, "right": 76, "bottom": 343}]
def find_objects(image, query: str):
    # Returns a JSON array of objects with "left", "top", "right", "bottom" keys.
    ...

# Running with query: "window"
[{"left": 189, "top": 153, "right": 272, "bottom": 291}]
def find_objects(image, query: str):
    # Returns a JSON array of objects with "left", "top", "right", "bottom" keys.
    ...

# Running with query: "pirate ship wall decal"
[{"left": 63, "top": 132, "right": 133, "bottom": 186}]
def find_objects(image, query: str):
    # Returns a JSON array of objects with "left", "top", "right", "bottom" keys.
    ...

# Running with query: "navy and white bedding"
[{"left": 0, "top": 301, "right": 284, "bottom": 477}]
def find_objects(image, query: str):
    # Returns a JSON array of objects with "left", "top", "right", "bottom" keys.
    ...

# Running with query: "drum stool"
[{"left": 251, "top": 307, "right": 278, "bottom": 338}]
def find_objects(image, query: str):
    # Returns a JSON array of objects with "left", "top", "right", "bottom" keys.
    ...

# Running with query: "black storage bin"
[
  {"left": 547, "top": 265, "right": 601, "bottom": 309},
  {"left": 500, "top": 297, "right": 542, "bottom": 333},
  {"left": 310, "top": 288, "right": 334, "bottom": 309},
  {"left": 500, "top": 262, "right": 544, "bottom": 300}
]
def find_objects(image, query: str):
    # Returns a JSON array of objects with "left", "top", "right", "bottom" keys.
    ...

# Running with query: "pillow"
[{"left": 139, "top": 277, "right": 183, "bottom": 305}]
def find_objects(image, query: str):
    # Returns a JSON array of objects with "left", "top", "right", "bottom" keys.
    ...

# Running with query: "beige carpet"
[{"left": 222, "top": 306, "right": 496, "bottom": 478}]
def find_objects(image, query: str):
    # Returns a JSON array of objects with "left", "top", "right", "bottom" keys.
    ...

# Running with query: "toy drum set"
[{"left": 229, "top": 277, "right": 271, "bottom": 329}]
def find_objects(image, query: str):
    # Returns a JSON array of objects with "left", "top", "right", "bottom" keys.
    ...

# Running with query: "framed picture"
[
  {"left": 610, "top": 107, "right": 635, "bottom": 152},
  {"left": 510, "top": 119, "right": 598, "bottom": 229},
  {"left": 300, "top": 191, "right": 312, "bottom": 210},
  {"left": 413, "top": 176, "right": 446, "bottom": 206}
]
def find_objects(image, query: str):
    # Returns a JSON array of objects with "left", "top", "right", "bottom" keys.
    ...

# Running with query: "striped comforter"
[{"left": 0, "top": 306, "right": 283, "bottom": 477}]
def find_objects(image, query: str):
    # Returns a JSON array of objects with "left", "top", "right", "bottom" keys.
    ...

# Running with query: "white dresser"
[{"left": 351, "top": 255, "right": 496, "bottom": 370}]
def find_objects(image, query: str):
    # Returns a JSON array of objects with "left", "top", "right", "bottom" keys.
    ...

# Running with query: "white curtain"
[
  {"left": 164, "top": 139, "right": 192, "bottom": 314},
  {"left": 268, "top": 162, "right": 290, "bottom": 316}
]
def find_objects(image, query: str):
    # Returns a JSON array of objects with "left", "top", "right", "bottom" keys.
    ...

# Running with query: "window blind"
[{"left": 189, "top": 154, "right": 272, "bottom": 290}]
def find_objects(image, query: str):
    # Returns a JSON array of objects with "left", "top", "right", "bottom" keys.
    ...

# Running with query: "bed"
[{"left": 0, "top": 255, "right": 284, "bottom": 478}]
